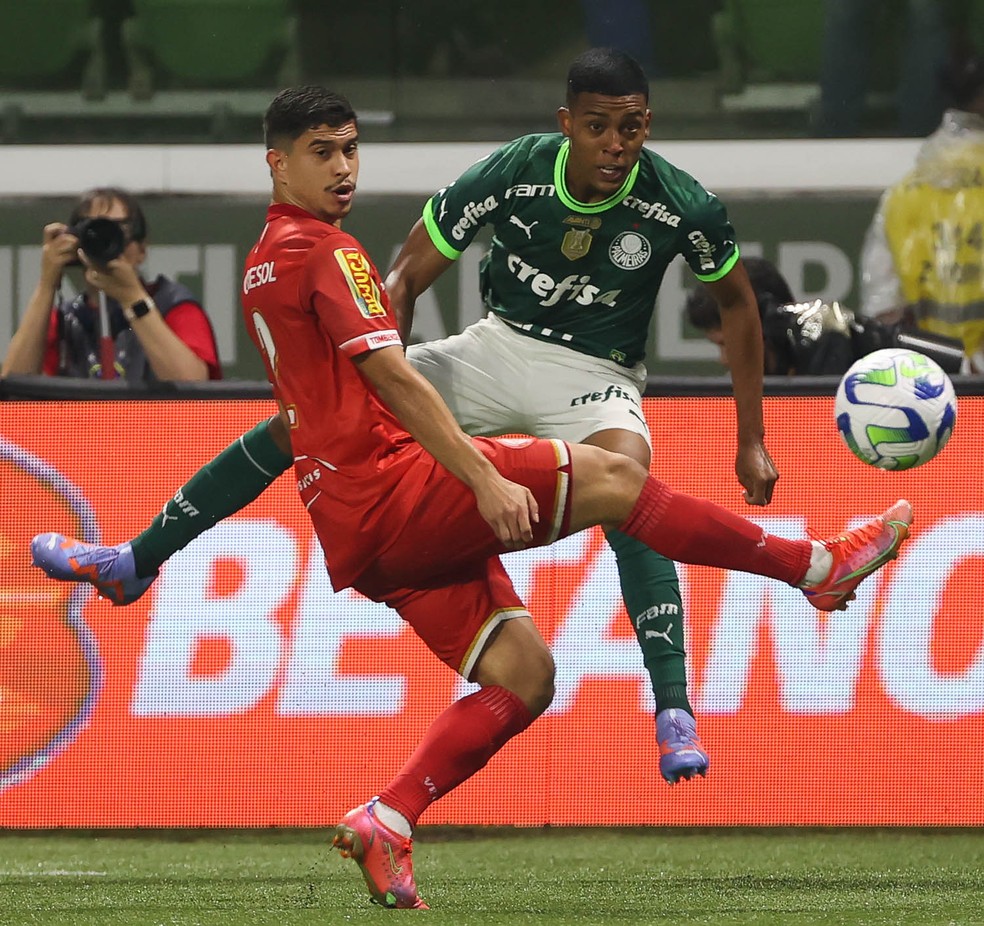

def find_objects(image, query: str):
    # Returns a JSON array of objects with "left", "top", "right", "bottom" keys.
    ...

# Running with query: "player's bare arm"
[
  {"left": 80, "top": 254, "right": 209, "bottom": 381},
  {"left": 355, "top": 344, "right": 539, "bottom": 549},
  {"left": 705, "top": 262, "right": 778, "bottom": 506},
  {"left": 2, "top": 223, "right": 79, "bottom": 376},
  {"left": 384, "top": 219, "right": 455, "bottom": 343}
]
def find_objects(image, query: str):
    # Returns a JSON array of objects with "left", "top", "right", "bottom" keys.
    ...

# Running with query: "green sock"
[
  {"left": 131, "top": 416, "right": 292, "bottom": 578},
  {"left": 604, "top": 528, "right": 693, "bottom": 716}
]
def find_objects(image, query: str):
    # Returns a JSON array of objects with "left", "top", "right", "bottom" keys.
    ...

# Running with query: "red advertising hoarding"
[{"left": 1, "top": 397, "right": 981, "bottom": 826}]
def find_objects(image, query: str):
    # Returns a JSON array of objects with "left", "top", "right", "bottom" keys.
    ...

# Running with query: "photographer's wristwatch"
[{"left": 124, "top": 297, "right": 155, "bottom": 323}]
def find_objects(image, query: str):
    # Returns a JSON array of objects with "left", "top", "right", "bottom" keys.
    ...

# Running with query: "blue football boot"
[
  {"left": 657, "top": 708, "right": 709, "bottom": 784},
  {"left": 31, "top": 533, "right": 156, "bottom": 605}
]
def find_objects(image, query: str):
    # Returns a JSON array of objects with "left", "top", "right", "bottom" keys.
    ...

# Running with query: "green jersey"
[{"left": 423, "top": 133, "right": 740, "bottom": 366}]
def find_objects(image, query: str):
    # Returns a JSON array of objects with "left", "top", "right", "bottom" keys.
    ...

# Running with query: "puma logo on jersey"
[
  {"left": 645, "top": 623, "right": 674, "bottom": 645},
  {"left": 509, "top": 215, "right": 539, "bottom": 239}
]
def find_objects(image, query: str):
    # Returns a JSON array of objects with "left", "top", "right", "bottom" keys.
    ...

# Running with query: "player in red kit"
[
  {"left": 242, "top": 88, "right": 911, "bottom": 909},
  {"left": 35, "top": 86, "right": 913, "bottom": 910}
]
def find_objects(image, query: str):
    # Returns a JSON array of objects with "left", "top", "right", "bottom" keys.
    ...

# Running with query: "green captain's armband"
[
  {"left": 694, "top": 246, "right": 740, "bottom": 283},
  {"left": 422, "top": 199, "right": 463, "bottom": 261}
]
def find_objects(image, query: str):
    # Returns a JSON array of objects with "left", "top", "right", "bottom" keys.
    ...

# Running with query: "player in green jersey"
[
  {"left": 385, "top": 47, "right": 776, "bottom": 783},
  {"left": 30, "top": 49, "right": 777, "bottom": 785}
]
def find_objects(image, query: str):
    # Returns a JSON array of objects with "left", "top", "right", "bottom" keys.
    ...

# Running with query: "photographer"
[
  {"left": 1, "top": 187, "right": 220, "bottom": 381},
  {"left": 686, "top": 256, "right": 965, "bottom": 375}
]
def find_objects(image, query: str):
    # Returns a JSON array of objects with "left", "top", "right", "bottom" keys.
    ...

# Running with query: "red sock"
[
  {"left": 619, "top": 476, "right": 812, "bottom": 585},
  {"left": 378, "top": 685, "right": 533, "bottom": 828}
]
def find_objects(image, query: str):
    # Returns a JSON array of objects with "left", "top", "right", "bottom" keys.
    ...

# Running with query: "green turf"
[{"left": 1, "top": 828, "right": 982, "bottom": 925}]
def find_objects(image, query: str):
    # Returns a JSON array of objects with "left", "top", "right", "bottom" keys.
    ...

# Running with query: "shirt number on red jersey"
[{"left": 251, "top": 309, "right": 279, "bottom": 380}]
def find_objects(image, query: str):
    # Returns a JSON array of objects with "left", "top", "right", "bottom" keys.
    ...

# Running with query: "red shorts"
[
  {"left": 345, "top": 436, "right": 573, "bottom": 676},
  {"left": 384, "top": 559, "right": 530, "bottom": 678}
]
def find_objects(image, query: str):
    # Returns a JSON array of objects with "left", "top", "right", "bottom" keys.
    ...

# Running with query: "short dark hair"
[
  {"left": 685, "top": 256, "right": 796, "bottom": 330},
  {"left": 263, "top": 86, "right": 357, "bottom": 149},
  {"left": 69, "top": 187, "right": 147, "bottom": 242},
  {"left": 566, "top": 47, "right": 649, "bottom": 105}
]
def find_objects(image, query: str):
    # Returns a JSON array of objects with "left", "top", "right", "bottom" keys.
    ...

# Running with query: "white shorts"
[{"left": 406, "top": 313, "right": 651, "bottom": 448}]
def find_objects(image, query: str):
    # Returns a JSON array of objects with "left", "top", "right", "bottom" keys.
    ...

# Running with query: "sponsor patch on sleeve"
[
  {"left": 338, "top": 329, "right": 402, "bottom": 356},
  {"left": 334, "top": 247, "right": 386, "bottom": 318}
]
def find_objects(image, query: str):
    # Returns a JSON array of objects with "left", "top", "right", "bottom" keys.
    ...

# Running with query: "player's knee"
[
  {"left": 608, "top": 452, "right": 647, "bottom": 485},
  {"left": 599, "top": 452, "right": 648, "bottom": 515},
  {"left": 472, "top": 617, "right": 555, "bottom": 715},
  {"left": 522, "top": 647, "right": 556, "bottom": 718}
]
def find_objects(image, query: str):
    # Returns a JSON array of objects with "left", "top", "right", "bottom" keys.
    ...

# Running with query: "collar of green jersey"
[{"left": 553, "top": 138, "right": 640, "bottom": 213}]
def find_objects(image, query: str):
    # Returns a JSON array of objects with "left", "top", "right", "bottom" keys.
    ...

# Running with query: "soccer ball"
[{"left": 834, "top": 348, "right": 957, "bottom": 470}]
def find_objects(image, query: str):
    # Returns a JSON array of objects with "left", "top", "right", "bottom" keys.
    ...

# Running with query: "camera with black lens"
[{"left": 66, "top": 217, "right": 127, "bottom": 266}]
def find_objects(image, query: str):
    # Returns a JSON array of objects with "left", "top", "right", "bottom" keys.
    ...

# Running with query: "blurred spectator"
[
  {"left": 2, "top": 187, "right": 220, "bottom": 381},
  {"left": 687, "top": 256, "right": 965, "bottom": 374},
  {"left": 860, "top": 53, "right": 984, "bottom": 372},
  {"left": 814, "top": 0, "right": 947, "bottom": 137}
]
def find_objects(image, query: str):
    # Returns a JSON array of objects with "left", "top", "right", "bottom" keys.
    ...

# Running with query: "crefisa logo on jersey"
[
  {"left": 622, "top": 195, "right": 681, "bottom": 227},
  {"left": 688, "top": 230, "right": 717, "bottom": 272},
  {"left": 609, "top": 231, "right": 652, "bottom": 270},
  {"left": 449, "top": 195, "right": 499, "bottom": 242}
]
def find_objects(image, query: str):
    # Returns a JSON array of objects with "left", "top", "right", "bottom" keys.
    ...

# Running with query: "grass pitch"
[{"left": 1, "top": 828, "right": 982, "bottom": 925}]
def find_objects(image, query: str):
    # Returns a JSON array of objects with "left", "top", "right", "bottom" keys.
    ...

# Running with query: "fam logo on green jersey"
[
  {"left": 609, "top": 231, "right": 652, "bottom": 270},
  {"left": 505, "top": 183, "right": 555, "bottom": 199}
]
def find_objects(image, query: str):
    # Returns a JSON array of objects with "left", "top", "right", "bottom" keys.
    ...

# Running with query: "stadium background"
[{"left": 1, "top": 1, "right": 983, "bottom": 832}]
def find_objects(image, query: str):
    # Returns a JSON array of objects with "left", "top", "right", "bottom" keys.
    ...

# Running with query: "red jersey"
[{"left": 242, "top": 203, "right": 436, "bottom": 588}]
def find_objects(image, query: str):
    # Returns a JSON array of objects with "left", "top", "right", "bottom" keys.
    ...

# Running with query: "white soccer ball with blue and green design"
[{"left": 834, "top": 348, "right": 957, "bottom": 470}]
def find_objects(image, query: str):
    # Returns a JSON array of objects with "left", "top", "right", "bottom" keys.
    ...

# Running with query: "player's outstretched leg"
[
  {"left": 569, "top": 446, "right": 912, "bottom": 612},
  {"left": 604, "top": 529, "right": 708, "bottom": 784},
  {"left": 29, "top": 416, "right": 292, "bottom": 605},
  {"left": 333, "top": 798, "right": 428, "bottom": 910},
  {"left": 127, "top": 415, "right": 292, "bottom": 580},
  {"left": 30, "top": 534, "right": 155, "bottom": 605}
]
